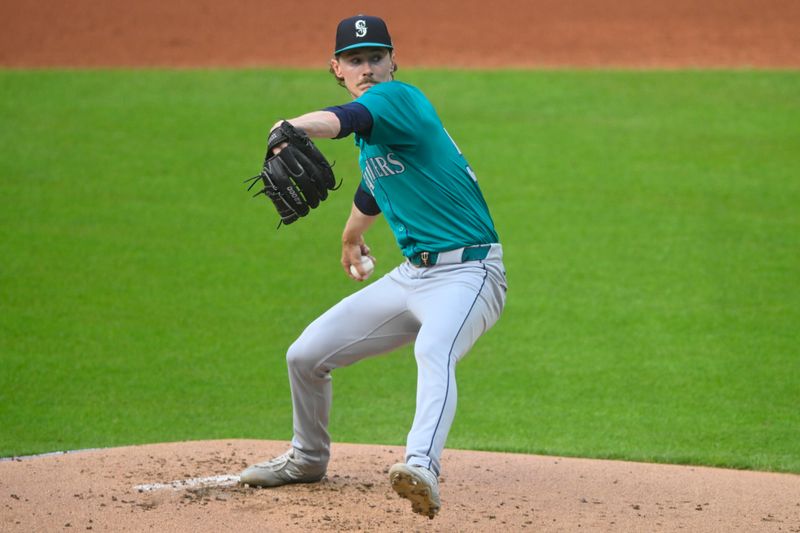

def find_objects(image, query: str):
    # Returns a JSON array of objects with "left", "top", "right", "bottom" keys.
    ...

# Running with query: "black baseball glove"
[{"left": 246, "top": 121, "right": 338, "bottom": 226}]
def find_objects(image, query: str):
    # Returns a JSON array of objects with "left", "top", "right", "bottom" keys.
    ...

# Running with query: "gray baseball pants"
[{"left": 286, "top": 245, "right": 506, "bottom": 476}]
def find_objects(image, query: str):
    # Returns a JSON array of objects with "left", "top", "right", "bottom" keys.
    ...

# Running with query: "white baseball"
[{"left": 349, "top": 255, "right": 375, "bottom": 279}]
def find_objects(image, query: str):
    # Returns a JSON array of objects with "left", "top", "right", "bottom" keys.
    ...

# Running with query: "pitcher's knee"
[
  {"left": 287, "top": 336, "right": 333, "bottom": 378},
  {"left": 414, "top": 337, "right": 452, "bottom": 365},
  {"left": 286, "top": 339, "right": 315, "bottom": 372}
]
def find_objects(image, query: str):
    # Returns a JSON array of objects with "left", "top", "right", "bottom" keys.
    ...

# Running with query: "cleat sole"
[{"left": 390, "top": 470, "right": 440, "bottom": 519}]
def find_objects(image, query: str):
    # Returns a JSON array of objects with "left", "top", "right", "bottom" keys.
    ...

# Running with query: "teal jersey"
[{"left": 354, "top": 81, "right": 498, "bottom": 258}]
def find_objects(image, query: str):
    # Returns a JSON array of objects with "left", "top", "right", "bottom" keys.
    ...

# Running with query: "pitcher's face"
[{"left": 331, "top": 48, "right": 396, "bottom": 98}]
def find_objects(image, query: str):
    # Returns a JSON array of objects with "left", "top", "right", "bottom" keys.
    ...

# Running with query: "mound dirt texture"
[
  {"left": 1, "top": 440, "right": 799, "bottom": 532},
  {"left": 2, "top": 1, "right": 800, "bottom": 531}
]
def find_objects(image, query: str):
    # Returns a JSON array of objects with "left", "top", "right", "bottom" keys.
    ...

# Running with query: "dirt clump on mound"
[{"left": 2, "top": 440, "right": 799, "bottom": 532}]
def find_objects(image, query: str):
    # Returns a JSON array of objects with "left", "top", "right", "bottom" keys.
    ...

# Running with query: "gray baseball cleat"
[
  {"left": 389, "top": 463, "right": 441, "bottom": 519},
  {"left": 239, "top": 449, "right": 326, "bottom": 488}
]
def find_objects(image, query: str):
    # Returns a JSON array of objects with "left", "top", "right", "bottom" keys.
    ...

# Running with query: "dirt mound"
[
  {"left": 1, "top": 0, "right": 799, "bottom": 68},
  {"left": 1, "top": 440, "right": 798, "bottom": 532}
]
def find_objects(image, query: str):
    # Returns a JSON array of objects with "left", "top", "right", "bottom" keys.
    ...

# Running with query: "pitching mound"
[{"left": 1, "top": 440, "right": 798, "bottom": 532}]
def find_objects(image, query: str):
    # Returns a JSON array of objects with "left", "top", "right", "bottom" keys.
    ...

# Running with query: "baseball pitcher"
[{"left": 241, "top": 15, "right": 507, "bottom": 519}]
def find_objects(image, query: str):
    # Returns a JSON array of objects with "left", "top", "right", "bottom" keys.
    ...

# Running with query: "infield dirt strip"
[
  {"left": 2, "top": 0, "right": 800, "bottom": 531},
  {"left": 0, "top": 0, "right": 799, "bottom": 67}
]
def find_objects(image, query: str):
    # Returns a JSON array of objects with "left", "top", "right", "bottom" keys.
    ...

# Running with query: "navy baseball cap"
[{"left": 334, "top": 15, "right": 393, "bottom": 55}]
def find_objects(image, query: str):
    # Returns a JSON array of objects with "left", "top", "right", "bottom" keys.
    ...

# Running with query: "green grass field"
[{"left": 1, "top": 69, "right": 798, "bottom": 472}]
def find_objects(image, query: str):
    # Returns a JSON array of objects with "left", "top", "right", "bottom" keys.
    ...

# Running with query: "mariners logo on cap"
[
  {"left": 355, "top": 19, "right": 367, "bottom": 37},
  {"left": 334, "top": 15, "right": 392, "bottom": 55}
]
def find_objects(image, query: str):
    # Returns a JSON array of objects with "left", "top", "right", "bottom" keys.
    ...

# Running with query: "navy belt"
[{"left": 409, "top": 244, "right": 492, "bottom": 267}]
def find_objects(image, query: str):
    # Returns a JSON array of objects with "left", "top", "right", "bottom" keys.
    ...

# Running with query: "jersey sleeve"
[
  {"left": 354, "top": 82, "right": 431, "bottom": 147},
  {"left": 323, "top": 102, "right": 373, "bottom": 139},
  {"left": 354, "top": 183, "right": 381, "bottom": 215}
]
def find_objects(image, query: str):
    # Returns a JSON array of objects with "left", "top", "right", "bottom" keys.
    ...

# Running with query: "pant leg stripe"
[{"left": 424, "top": 264, "right": 489, "bottom": 473}]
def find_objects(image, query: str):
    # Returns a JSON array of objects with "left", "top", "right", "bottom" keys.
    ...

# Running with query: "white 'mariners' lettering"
[
  {"left": 362, "top": 152, "right": 407, "bottom": 187},
  {"left": 374, "top": 157, "right": 395, "bottom": 176},
  {"left": 386, "top": 153, "right": 406, "bottom": 174}
]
